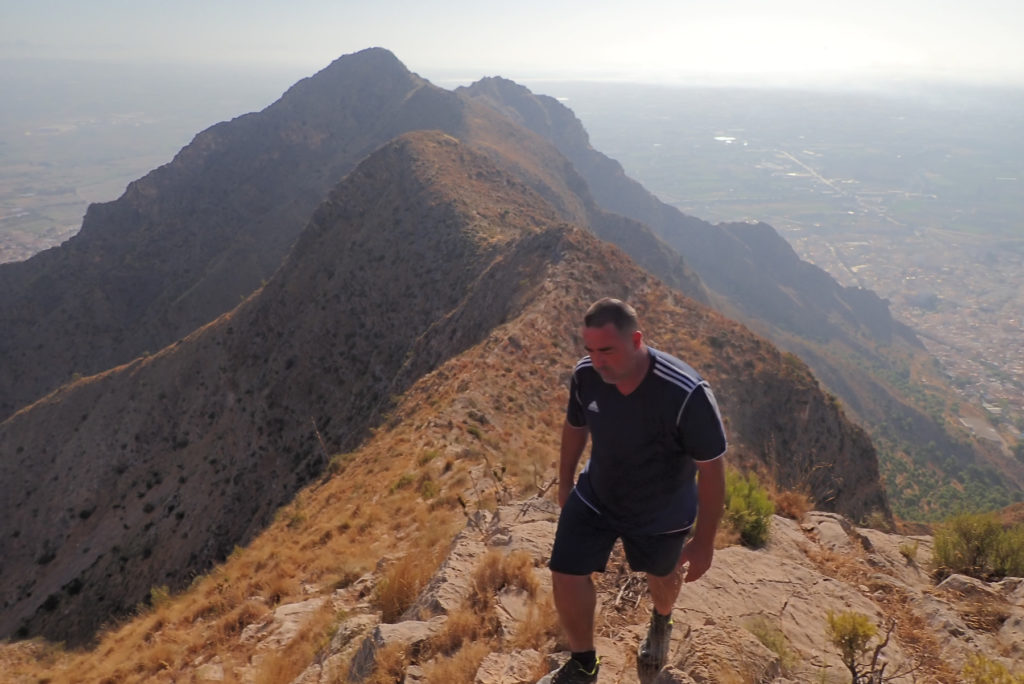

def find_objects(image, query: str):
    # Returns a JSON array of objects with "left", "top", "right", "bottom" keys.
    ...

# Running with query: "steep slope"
[
  {"left": 0, "top": 49, "right": 704, "bottom": 424},
  {"left": 0, "top": 132, "right": 887, "bottom": 649},
  {"left": 460, "top": 76, "right": 1024, "bottom": 513},
  {"left": 0, "top": 47, "right": 436, "bottom": 418}
]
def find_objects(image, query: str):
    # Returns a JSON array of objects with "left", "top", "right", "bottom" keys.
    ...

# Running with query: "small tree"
[{"left": 825, "top": 611, "right": 895, "bottom": 684}]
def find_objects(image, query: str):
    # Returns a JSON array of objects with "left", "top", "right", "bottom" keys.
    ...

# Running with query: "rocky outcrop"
[{"left": 277, "top": 499, "right": 1019, "bottom": 683}]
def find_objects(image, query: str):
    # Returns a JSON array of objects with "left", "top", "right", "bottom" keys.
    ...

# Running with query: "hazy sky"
[{"left": 3, "top": 0, "right": 1024, "bottom": 86}]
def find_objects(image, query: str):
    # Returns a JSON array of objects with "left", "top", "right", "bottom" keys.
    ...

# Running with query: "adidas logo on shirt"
[{"left": 587, "top": 400, "right": 600, "bottom": 413}]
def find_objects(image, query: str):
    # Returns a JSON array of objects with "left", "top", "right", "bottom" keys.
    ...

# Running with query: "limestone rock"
[
  {"left": 474, "top": 649, "right": 542, "bottom": 684},
  {"left": 348, "top": 616, "right": 447, "bottom": 682},
  {"left": 240, "top": 596, "right": 326, "bottom": 650},
  {"left": 675, "top": 620, "right": 781, "bottom": 683}
]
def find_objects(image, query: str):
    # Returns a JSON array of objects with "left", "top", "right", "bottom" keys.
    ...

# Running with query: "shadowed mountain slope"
[
  {"left": 0, "top": 49, "right": 703, "bottom": 423},
  {"left": 0, "top": 131, "right": 887, "bottom": 647}
]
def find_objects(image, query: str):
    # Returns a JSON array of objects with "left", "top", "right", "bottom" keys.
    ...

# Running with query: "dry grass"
[
  {"left": 373, "top": 549, "right": 446, "bottom": 623},
  {"left": 2, "top": 302, "right": 573, "bottom": 683},
  {"left": 364, "top": 642, "right": 410, "bottom": 684},
  {"left": 471, "top": 549, "right": 540, "bottom": 608},
  {"left": 509, "top": 595, "right": 561, "bottom": 650},
  {"left": 428, "top": 606, "right": 497, "bottom": 657},
  {"left": 254, "top": 601, "right": 339, "bottom": 684},
  {"left": 772, "top": 488, "right": 813, "bottom": 520},
  {"left": 420, "top": 641, "right": 492, "bottom": 683}
]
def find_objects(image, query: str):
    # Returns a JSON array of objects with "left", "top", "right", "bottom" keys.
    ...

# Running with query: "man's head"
[{"left": 582, "top": 298, "right": 647, "bottom": 386}]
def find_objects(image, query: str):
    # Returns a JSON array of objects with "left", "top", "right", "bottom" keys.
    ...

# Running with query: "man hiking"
[{"left": 540, "top": 298, "right": 727, "bottom": 684}]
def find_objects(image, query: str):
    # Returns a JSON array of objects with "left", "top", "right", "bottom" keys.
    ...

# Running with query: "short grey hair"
[{"left": 583, "top": 298, "right": 639, "bottom": 335}]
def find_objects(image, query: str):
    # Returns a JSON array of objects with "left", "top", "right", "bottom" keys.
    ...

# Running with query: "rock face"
[{"left": 284, "top": 499, "right": 1020, "bottom": 684}]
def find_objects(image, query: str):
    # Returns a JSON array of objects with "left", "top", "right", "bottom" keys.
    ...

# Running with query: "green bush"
[
  {"left": 724, "top": 470, "right": 775, "bottom": 547},
  {"left": 961, "top": 653, "right": 1024, "bottom": 683},
  {"left": 933, "top": 512, "right": 1024, "bottom": 579}
]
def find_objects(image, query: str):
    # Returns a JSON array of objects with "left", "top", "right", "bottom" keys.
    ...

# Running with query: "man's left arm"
[{"left": 677, "top": 456, "right": 725, "bottom": 582}]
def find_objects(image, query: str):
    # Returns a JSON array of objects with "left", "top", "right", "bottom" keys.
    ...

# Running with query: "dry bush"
[
  {"left": 260, "top": 572, "right": 303, "bottom": 606},
  {"left": 772, "top": 488, "right": 813, "bottom": 520},
  {"left": 214, "top": 598, "right": 269, "bottom": 643},
  {"left": 428, "top": 606, "right": 494, "bottom": 656},
  {"left": 373, "top": 551, "right": 443, "bottom": 623},
  {"left": 364, "top": 642, "right": 410, "bottom": 684},
  {"left": 420, "top": 641, "right": 491, "bottom": 684},
  {"left": 471, "top": 549, "right": 539, "bottom": 610},
  {"left": 509, "top": 595, "right": 561, "bottom": 651}
]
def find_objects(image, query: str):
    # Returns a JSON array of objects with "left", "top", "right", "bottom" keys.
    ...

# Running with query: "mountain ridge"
[
  {"left": 0, "top": 49, "right": 706, "bottom": 424},
  {"left": 0, "top": 129, "right": 886, "bottom": 646}
]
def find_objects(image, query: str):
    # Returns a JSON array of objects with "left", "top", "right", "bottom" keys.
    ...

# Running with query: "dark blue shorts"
[{"left": 548, "top": 490, "right": 690, "bottom": 577}]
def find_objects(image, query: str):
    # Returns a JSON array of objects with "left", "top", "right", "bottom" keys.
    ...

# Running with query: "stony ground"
[{"left": 201, "top": 497, "right": 1023, "bottom": 684}]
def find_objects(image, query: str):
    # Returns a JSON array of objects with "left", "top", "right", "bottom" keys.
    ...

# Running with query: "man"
[{"left": 540, "top": 298, "right": 727, "bottom": 684}]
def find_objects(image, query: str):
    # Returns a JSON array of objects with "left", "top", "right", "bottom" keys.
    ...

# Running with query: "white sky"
[{"left": 2, "top": 0, "right": 1024, "bottom": 86}]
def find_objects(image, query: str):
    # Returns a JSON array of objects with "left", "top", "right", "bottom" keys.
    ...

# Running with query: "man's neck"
[{"left": 615, "top": 346, "right": 650, "bottom": 395}]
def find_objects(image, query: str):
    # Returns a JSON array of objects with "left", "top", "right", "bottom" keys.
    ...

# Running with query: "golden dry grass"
[
  {"left": 420, "top": 641, "right": 492, "bottom": 683},
  {"left": 4, "top": 312, "right": 569, "bottom": 683},
  {"left": 254, "top": 600, "right": 339, "bottom": 684},
  {"left": 772, "top": 488, "right": 813, "bottom": 521},
  {"left": 373, "top": 548, "right": 447, "bottom": 623}
]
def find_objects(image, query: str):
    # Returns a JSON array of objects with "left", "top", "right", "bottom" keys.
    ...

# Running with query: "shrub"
[
  {"left": 933, "top": 512, "right": 1024, "bottom": 579},
  {"left": 898, "top": 539, "right": 919, "bottom": 563},
  {"left": 773, "top": 489, "right": 812, "bottom": 520},
  {"left": 825, "top": 610, "right": 892, "bottom": 683},
  {"left": 372, "top": 552, "right": 438, "bottom": 622},
  {"left": 961, "top": 653, "right": 1024, "bottom": 683},
  {"left": 724, "top": 470, "right": 775, "bottom": 547},
  {"left": 744, "top": 615, "right": 797, "bottom": 672}
]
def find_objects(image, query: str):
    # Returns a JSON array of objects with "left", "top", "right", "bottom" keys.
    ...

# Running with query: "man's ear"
[{"left": 632, "top": 330, "right": 643, "bottom": 349}]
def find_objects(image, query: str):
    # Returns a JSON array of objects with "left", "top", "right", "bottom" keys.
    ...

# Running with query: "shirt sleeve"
[
  {"left": 677, "top": 383, "right": 727, "bottom": 461},
  {"left": 566, "top": 370, "right": 587, "bottom": 428}
]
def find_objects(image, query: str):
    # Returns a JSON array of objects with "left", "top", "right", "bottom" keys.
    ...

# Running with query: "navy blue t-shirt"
[{"left": 566, "top": 347, "right": 727, "bottom": 534}]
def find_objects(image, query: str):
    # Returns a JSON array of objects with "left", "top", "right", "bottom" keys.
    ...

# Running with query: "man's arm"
[
  {"left": 558, "top": 420, "right": 589, "bottom": 507},
  {"left": 677, "top": 455, "right": 725, "bottom": 582}
]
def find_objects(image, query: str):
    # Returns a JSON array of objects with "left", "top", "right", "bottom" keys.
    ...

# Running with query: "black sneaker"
[
  {"left": 636, "top": 613, "right": 672, "bottom": 683},
  {"left": 537, "top": 656, "right": 601, "bottom": 684}
]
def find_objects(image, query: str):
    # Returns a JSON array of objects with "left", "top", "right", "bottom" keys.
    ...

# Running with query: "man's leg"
[
  {"left": 646, "top": 569, "right": 683, "bottom": 616},
  {"left": 551, "top": 571, "right": 597, "bottom": 652},
  {"left": 623, "top": 531, "right": 689, "bottom": 682}
]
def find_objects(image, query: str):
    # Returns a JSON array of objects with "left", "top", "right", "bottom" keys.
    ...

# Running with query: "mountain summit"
[{"left": 0, "top": 49, "right": 702, "bottom": 424}]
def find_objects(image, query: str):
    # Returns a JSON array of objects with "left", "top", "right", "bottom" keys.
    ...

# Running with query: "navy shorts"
[{"left": 548, "top": 489, "right": 690, "bottom": 577}]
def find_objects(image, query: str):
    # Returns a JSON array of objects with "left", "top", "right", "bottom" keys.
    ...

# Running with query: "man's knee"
[{"left": 552, "top": 570, "right": 592, "bottom": 591}]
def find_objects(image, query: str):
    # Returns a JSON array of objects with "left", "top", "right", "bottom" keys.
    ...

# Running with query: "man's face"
[{"left": 582, "top": 323, "right": 641, "bottom": 384}]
